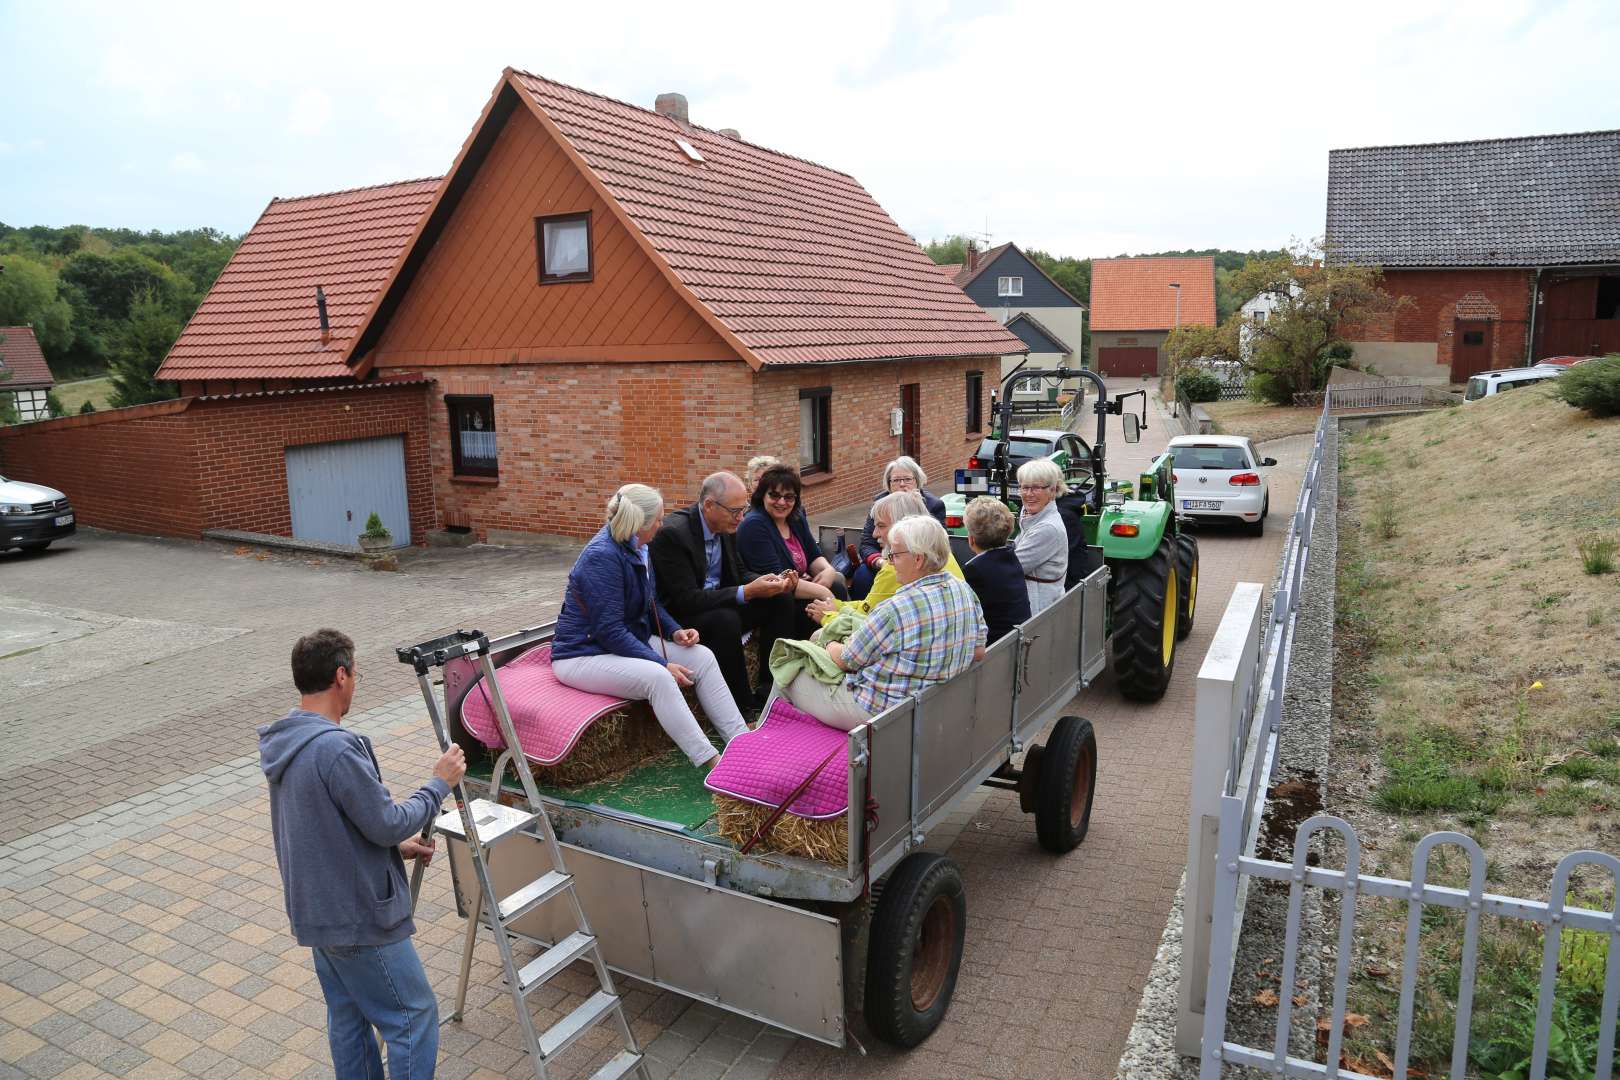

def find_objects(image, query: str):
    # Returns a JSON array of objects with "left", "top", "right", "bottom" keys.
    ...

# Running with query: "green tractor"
[{"left": 942, "top": 366, "right": 1198, "bottom": 702}]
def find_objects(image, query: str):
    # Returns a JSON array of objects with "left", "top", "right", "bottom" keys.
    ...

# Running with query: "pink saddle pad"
[
  {"left": 459, "top": 644, "right": 631, "bottom": 766},
  {"left": 704, "top": 698, "right": 850, "bottom": 820}
]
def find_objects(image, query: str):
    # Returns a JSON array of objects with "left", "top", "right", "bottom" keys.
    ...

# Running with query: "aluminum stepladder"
[{"left": 399, "top": 630, "right": 649, "bottom": 1080}]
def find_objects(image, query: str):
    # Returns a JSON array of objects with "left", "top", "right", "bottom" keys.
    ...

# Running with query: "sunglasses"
[{"left": 766, "top": 491, "right": 798, "bottom": 505}]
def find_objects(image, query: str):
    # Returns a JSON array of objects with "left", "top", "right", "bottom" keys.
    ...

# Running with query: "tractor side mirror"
[
  {"left": 1262, "top": 457, "right": 1278, "bottom": 467},
  {"left": 1122, "top": 412, "right": 1141, "bottom": 444}
]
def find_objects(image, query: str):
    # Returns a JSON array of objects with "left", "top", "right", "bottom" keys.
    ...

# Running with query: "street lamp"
[{"left": 1167, "top": 282, "right": 1182, "bottom": 331}]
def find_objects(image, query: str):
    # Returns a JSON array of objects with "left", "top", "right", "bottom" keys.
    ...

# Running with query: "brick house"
[
  {"left": 156, "top": 68, "right": 1023, "bottom": 542},
  {"left": 1088, "top": 257, "right": 1216, "bottom": 377},
  {"left": 1327, "top": 129, "right": 1620, "bottom": 382},
  {"left": 1, "top": 69, "right": 1022, "bottom": 548},
  {"left": 0, "top": 326, "right": 55, "bottom": 421}
]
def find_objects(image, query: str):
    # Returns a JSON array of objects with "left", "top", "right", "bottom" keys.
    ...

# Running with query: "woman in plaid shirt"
[{"left": 783, "top": 515, "right": 987, "bottom": 730}]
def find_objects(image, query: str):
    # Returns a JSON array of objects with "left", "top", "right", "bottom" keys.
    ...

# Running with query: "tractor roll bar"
[{"left": 993, "top": 366, "right": 1147, "bottom": 512}]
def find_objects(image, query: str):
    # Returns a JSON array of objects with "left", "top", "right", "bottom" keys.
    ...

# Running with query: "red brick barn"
[{"left": 1327, "top": 129, "right": 1620, "bottom": 381}]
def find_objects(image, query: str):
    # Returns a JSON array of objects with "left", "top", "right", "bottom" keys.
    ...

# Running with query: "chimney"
[
  {"left": 965, "top": 241, "right": 978, "bottom": 275},
  {"left": 718, "top": 127, "right": 740, "bottom": 139},
  {"left": 654, "top": 92, "right": 689, "bottom": 126},
  {"left": 315, "top": 285, "right": 331, "bottom": 345}
]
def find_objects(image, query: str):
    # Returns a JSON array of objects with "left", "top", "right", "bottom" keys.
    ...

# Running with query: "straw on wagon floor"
[{"left": 711, "top": 795, "right": 850, "bottom": 864}]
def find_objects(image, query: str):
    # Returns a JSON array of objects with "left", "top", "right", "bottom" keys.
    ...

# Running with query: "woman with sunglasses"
[{"left": 736, "top": 465, "right": 849, "bottom": 636}]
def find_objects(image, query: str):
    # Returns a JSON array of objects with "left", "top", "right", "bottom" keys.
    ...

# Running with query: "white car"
[
  {"left": 1463, "top": 365, "right": 1563, "bottom": 401},
  {"left": 1166, "top": 434, "right": 1275, "bottom": 536},
  {"left": 0, "top": 474, "right": 76, "bottom": 553}
]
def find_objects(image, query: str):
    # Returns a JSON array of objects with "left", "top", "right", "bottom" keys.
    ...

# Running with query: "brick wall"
[
  {"left": 393, "top": 356, "right": 995, "bottom": 541},
  {"left": 0, "top": 385, "right": 434, "bottom": 543},
  {"left": 1348, "top": 268, "right": 1534, "bottom": 373}
]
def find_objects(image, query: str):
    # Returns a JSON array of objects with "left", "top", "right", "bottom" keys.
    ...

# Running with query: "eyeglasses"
[
  {"left": 347, "top": 667, "right": 362, "bottom": 683},
  {"left": 708, "top": 498, "right": 748, "bottom": 518},
  {"left": 888, "top": 547, "right": 919, "bottom": 560},
  {"left": 888, "top": 475, "right": 918, "bottom": 489},
  {"left": 1018, "top": 483, "right": 1054, "bottom": 492},
  {"left": 766, "top": 491, "right": 798, "bottom": 505}
]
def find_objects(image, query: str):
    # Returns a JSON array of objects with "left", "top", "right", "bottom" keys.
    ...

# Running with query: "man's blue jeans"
[{"left": 312, "top": 939, "right": 438, "bottom": 1079}]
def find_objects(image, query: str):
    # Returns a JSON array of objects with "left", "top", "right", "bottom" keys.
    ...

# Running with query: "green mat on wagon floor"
[{"left": 463, "top": 740, "right": 723, "bottom": 832}]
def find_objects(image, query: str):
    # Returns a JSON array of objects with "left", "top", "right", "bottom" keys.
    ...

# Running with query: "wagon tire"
[
  {"left": 1035, "top": 716, "right": 1097, "bottom": 853},
  {"left": 1174, "top": 532, "right": 1199, "bottom": 641},
  {"left": 865, "top": 852, "right": 966, "bottom": 1048},
  {"left": 1109, "top": 541, "right": 1178, "bottom": 702}
]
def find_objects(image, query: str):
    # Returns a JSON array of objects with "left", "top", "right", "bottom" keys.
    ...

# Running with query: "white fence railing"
[{"left": 1184, "top": 385, "right": 1619, "bottom": 1078}]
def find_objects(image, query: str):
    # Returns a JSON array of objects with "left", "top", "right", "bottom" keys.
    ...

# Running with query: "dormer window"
[
  {"left": 997, "top": 275, "right": 1023, "bottom": 297},
  {"left": 536, "top": 211, "right": 593, "bottom": 283}
]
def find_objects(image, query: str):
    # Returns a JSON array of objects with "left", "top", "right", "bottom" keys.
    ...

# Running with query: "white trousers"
[
  {"left": 553, "top": 637, "right": 748, "bottom": 765},
  {"left": 782, "top": 671, "right": 872, "bottom": 732}
]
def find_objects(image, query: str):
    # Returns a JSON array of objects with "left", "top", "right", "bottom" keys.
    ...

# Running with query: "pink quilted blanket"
[
  {"left": 704, "top": 698, "right": 850, "bottom": 820},
  {"left": 459, "top": 644, "right": 631, "bottom": 766}
]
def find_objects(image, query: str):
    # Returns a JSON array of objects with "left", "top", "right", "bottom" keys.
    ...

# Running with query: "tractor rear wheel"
[
  {"left": 1110, "top": 541, "right": 1178, "bottom": 702},
  {"left": 1174, "top": 533, "right": 1199, "bottom": 641}
]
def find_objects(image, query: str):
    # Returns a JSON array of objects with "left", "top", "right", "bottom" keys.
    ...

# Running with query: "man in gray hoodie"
[{"left": 260, "top": 628, "right": 465, "bottom": 1080}]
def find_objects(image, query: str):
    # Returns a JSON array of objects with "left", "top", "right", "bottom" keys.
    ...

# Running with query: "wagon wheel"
[
  {"left": 864, "top": 852, "right": 966, "bottom": 1048},
  {"left": 1034, "top": 716, "right": 1098, "bottom": 853}
]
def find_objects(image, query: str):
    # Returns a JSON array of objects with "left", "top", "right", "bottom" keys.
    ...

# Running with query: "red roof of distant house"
[
  {"left": 501, "top": 71, "right": 1022, "bottom": 366},
  {"left": 0, "top": 325, "right": 53, "bottom": 390},
  {"left": 1089, "top": 257, "right": 1216, "bottom": 331},
  {"left": 935, "top": 262, "right": 963, "bottom": 279},
  {"left": 156, "top": 179, "right": 439, "bottom": 382}
]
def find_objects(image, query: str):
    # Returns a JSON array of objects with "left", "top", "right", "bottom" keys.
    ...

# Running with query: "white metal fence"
[{"left": 1183, "top": 385, "right": 1620, "bottom": 1078}]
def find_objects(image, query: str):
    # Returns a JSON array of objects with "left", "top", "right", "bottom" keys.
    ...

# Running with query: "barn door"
[
  {"left": 1450, "top": 320, "right": 1494, "bottom": 381},
  {"left": 900, "top": 383, "right": 921, "bottom": 460},
  {"left": 285, "top": 436, "right": 411, "bottom": 548}
]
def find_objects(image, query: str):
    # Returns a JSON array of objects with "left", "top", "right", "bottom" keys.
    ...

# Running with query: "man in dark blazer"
[{"left": 651, "top": 472, "right": 797, "bottom": 712}]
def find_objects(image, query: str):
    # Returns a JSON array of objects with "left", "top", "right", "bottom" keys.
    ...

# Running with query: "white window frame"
[{"left": 997, "top": 275, "right": 1024, "bottom": 297}]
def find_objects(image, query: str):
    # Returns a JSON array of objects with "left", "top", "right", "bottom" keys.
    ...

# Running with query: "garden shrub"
[
  {"left": 1550, "top": 354, "right": 1620, "bottom": 417},
  {"left": 1175, "top": 370, "right": 1223, "bottom": 403}
]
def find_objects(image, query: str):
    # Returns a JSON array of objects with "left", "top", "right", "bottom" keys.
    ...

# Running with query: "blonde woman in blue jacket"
[{"left": 551, "top": 484, "right": 748, "bottom": 767}]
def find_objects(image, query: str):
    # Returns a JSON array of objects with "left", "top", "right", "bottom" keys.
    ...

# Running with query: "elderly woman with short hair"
[
  {"left": 962, "top": 496, "right": 1032, "bottom": 644},
  {"left": 786, "top": 515, "right": 987, "bottom": 731},
  {"left": 1011, "top": 458, "right": 1069, "bottom": 614},
  {"left": 850, "top": 456, "right": 948, "bottom": 599},
  {"left": 551, "top": 484, "right": 748, "bottom": 768}
]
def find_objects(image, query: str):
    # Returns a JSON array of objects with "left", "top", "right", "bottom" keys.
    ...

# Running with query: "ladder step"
[
  {"left": 434, "top": 798, "right": 539, "bottom": 847},
  {"left": 539, "top": 990, "right": 620, "bottom": 1060},
  {"left": 498, "top": 871, "right": 572, "bottom": 923},
  {"left": 588, "top": 1050, "right": 644, "bottom": 1080},
  {"left": 517, "top": 931, "right": 597, "bottom": 996}
]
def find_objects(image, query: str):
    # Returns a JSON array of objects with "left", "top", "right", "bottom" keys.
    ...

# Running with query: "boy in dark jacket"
[{"left": 259, "top": 629, "right": 465, "bottom": 1080}]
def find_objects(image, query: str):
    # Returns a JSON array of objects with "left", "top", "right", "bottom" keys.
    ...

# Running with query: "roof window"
[{"left": 675, "top": 139, "right": 705, "bottom": 164}]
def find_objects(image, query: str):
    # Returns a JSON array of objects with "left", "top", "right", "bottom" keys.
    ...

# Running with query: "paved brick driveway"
[{"left": 0, "top": 395, "right": 1304, "bottom": 1079}]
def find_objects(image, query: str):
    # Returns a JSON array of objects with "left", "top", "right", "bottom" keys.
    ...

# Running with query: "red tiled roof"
[
  {"left": 156, "top": 179, "right": 439, "bottom": 382},
  {"left": 1089, "top": 257, "right": 1216, "bottom": 331},
  {"left": 0, "top": 326, "right": 53, "bottom": 390},
  {"left": 935, "top": 262, "right": 963, "bottom": 279},
  {"left": 509, "top": 70, "right": 1023, "bottom": 366}
]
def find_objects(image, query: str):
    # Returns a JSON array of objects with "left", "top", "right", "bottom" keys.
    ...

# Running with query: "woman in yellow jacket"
[{"left": 806, "top": 491, "right": 963, "bottom": 625}]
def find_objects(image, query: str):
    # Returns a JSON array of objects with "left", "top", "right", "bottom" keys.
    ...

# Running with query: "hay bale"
[
  {"left": 527, "top": 706, "right": 672, "bottom": 787},
  {"left": 711, "top": 794, "right": 849, "bottom": 864}
]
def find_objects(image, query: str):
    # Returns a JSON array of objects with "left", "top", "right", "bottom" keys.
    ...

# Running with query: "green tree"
[
  {"left": 923, "top": 235, "right": 972, "bottom": 264},
  {"left": 1164, "top": 320, "right": 1241, "bottom": 371},
  {"left": 108, "top": 289, "right": 181, "bottom": 407},
  {"left": 1231, "top": 243, "right": 1404, "bottom": 404},
  {"left": 0, "top": 254, "right": 74, "bottom": 357}
]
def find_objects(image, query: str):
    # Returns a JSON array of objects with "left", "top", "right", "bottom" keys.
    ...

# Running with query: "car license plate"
[
  {"left": 55, "top": 514, "right": 74, "bottom": 526},
  {"left": 955, "top": 469, "right": 989, "bottom": 494},
  {"left": 1182, "top": 499, "right": 1220, "bottom": 510}
]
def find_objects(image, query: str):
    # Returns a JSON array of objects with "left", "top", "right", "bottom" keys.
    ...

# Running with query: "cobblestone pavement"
[{"left": 0, "top": 391, "right": 1304, "bottom": 1079}]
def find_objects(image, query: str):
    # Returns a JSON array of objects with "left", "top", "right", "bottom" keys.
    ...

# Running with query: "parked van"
[{"left": 1463, "top": 366, "right": 1563, "bottom": 402}]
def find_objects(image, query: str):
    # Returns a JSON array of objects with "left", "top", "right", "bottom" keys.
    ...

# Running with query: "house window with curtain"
[
  {"left": 447, "top": 395, "right": 498, "bottom": 478},
  {"left": 998, "top": 275, "right": 1023, "bottom": 297},
  {"left": 535, "top": 211, "right": 593, "bottom": 283},
  {"left": 965, "top": 371, "right": 983, "bottom": 433},
  {"left": 798, "top": 387, "right": 831, "bottom": 474}
]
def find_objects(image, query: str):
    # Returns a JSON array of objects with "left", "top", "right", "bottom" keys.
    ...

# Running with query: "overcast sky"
[{"left": 2, "top": 0, "right": 1617, "bottom": 259}]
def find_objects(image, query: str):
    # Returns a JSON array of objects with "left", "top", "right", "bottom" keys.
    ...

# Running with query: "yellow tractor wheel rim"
[
  {"left": 1188, "top": 556, "right": 1198, "bottom": 624},
  {"left": 1162, "top": 566, "right": 1177, "bottom": 666}
]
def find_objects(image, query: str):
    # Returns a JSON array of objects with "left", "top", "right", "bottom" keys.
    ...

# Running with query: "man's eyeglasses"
[
  {"left": 708, "top": 498, "right": 748, "bottom": 518},
  {"left": 766, "top": 491, "right": 798, "bottom": 505},
  {"left": 889, "top": 546, "right": 918, "bottom": 560}
]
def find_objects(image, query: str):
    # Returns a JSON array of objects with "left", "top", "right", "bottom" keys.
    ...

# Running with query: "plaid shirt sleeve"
[{"left": 842, "top": 599, "right": 896, "bottom": 672}]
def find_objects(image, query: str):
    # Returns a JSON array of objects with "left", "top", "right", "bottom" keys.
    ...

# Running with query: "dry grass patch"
[
  {"left": 51, "top": 376, "right": 114, "bottom": 413},
  {"left": 1324, "top": 386, "right": 1620, "bottom": 1073},
  {"left": 1204, "top": 399, "right": 1324, "bottom": 443}
]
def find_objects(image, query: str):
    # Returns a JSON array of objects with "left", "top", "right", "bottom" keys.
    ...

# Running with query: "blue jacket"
[
  {"left": 736, "top": 508, "right": 820, "bottom": 576},
  {"left": 963, "top": 545, "right": 1032, "bottom": 645},
  {"left": 552, "top": 524, "right": 681, "bottom": 666},
  {"left": 258, "top": 708, "right": 450, "bottom": 947}
]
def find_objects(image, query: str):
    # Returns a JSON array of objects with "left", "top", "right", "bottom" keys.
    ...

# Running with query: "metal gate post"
[{"left": 1197, "top": 794, "right": 1245, "bottom": 1080}]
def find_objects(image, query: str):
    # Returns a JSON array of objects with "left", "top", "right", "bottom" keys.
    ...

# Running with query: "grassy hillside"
[{"left": 1329, "top": 387, "right": 1619, "bottom": 1074}]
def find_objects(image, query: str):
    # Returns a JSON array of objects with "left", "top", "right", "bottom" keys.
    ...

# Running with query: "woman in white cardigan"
[{"left": 1011, "top": 458, "right": 1068, "bottom": 614}]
